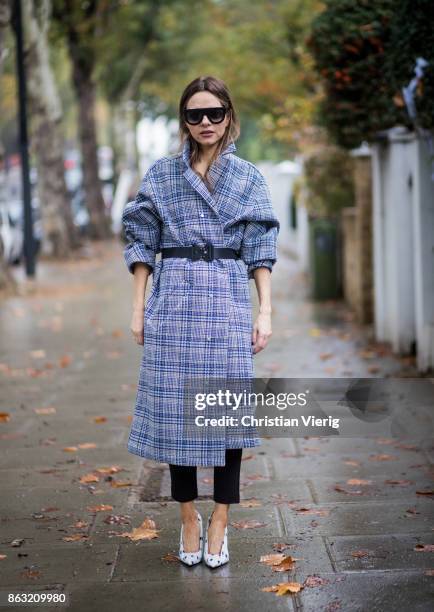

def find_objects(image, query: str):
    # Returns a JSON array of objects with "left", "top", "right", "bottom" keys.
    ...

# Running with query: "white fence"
[{"left": 371, "top": 127, "right": 434, "bottom": 372}]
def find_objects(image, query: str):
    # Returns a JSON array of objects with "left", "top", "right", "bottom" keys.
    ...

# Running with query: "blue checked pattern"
[{"left": 122, "top": 138, "right": 280, "bottom": 466}]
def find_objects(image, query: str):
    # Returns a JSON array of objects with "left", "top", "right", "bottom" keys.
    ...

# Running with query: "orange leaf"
[
  {"left": 110, "top": 480, "right": 133, "bottom": 488},
  {"left": 118, "top": 518, "right": 160, "bottom": 541},
  {"left": 79, "top": 473, "right": 100, "bottom": 483},
  {"left": 62, "top": 534, "right": 88, "bottom": 542},
  {"left": 0, "top": 412, "right": 10, "bottom": 422},
  {"left": 93, "top": 416, "right": 107, "bottom": 424},
  {"left": 63, "top": 446, "right": 78, "bottom": 452},
  {"left": 59, "top": 355, "right": 72, "bottom": 368},
  {"left": 369, "top": 454, "right": 396, "bottom": 461},
  {"left": 78, "top": 442, "right": 98, "bottom": 449},
  {"left": 239, "top": 498, "right": 262, "bottom": 508},
  {"left": 415, "top": 544, "right": 434, "bottom": 552},
  {"left": 87, "top": 504, "right": 113, "bottom": 512},
  {"left": 231, "top": 519, "right": 267, "bottom": 529},
  {"left": 347, "top": 479, "right": 372, "bottom": 485},
  {"left": 34, "top": 406, "right": 56, "bottom": 415}
]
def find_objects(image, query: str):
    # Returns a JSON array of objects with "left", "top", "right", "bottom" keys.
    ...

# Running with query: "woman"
[{"left": 122, "top": 76, "right": 280, "bottom": 568}]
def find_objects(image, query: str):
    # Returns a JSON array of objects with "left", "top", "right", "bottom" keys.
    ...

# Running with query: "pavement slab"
[{"left": 0, "top": 240, "right": 432, "bottom": 612}]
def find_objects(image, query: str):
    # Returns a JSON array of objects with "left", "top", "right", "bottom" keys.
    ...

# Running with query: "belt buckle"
[{"left": 192, "top": 243, "right": 214, "bottom": 262}]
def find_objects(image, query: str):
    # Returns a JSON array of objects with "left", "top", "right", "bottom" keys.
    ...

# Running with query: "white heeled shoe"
[
  {"left": 203, "top": 512, "right": 229, "bottom": 568},
  {"left": 178, "top": 511, "right": 203, "bottom": 566}
]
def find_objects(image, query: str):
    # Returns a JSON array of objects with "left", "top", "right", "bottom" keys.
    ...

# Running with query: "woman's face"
[{"left": 184, "top": 91, "right": 230, "bottom": 149}]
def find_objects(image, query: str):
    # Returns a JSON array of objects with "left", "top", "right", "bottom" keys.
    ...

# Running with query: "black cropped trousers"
[{"left": 168, "top": 448, "right": 243, "bottom": 504}]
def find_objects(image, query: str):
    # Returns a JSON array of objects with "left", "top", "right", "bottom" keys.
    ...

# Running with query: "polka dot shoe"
[
  {"left": 203, "top": 512, "right": 229, "bottom": 568},
  {"left": 178, "top": 511, "right": 203, "bottom": 566}
]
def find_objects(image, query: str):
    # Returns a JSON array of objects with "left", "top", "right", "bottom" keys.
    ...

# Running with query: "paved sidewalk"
[{"left": 0, "top": 240, "right": 433, "bottom": 611}]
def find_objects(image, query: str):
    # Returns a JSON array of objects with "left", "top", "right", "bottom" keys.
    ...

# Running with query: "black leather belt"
[{"left": 161, "top": 243, "right": 240, "bottom": 262}]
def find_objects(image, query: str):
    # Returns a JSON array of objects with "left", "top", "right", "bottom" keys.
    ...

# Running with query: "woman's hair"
[{"left": 178, "top": 76, "right": 240, "bottom": 190}]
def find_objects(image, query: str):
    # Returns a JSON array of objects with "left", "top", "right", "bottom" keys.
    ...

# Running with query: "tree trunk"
[
  {"left": 21, "top": 0, "right": 80, "bottom": 257},
  {"left": 0, "top": 0, "right": 17, "bottom": 293},
  {"left": 71, "top": 59, "right": 112, "bottom": 239}
]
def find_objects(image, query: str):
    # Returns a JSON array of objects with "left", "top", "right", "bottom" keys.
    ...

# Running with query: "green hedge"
[
  {"left": 308, "top": 0, "right": 433, "bottom": 148},
  {"left": 303, "top": 146, "right": 355, "bottom": 218}
]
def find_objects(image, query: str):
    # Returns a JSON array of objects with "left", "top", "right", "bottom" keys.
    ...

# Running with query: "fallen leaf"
[
  {"left": 0, "top": 412, "right": 10, "bottom": 422},
  {"left": 239, "top": 498, "right": 262, "bottom": 508},
  {"left": 260, "top": 553, "right": 286, "bottom": 565},
  {"left": 294, "top": 507, "right": 330, "bottom": 516},
  {"left": 414, "top": 544, "right": 434, "bottom": 552},
  {"left": 369, "top": 454, "right": 396, "bottom": 461},
  {"left": 304, "top": 575, "right": 329, "bottom": 587},
  {"left": 79, "top": 473, "right": 100, "bottom": 484},
  {"left": 78, "top": 442, "right": 98, "bottom": 449},
  {"left": 20, "top": 569, "right": 41, "bottom": 579},
  {"left": 93, "top": 416, "right": 107, "bottom": 424},
  {"left": 262, "top": 581, "right": 304, "bottom": 595},
  {"left": 385, "top": 479, "right": 412, "bottom": 486},
  {"left": 62, "top": 534, "right": 89, "bottom": 542},
  {"left": 334, "top": 485, "right": 363, "bottom": 496},
  {"left": 272, "top": 542, "right": 294, "bottom": 552},
  {"left": 231, "top": 519, "right": 267, "bottom": 529},
  {"left": 110, "top": 480, "right": 133, "bottom": 488},
  {"left": 63, "top": 446, "right": 78, "bottom": 452},
  {"left": 162, "top": 552, "right": 180, "bottom": 562},
  {"left": 118, "top": 518, "right": 159, "bottom": 541},
  {"left": 346, "top": 479, "right": 372, "bottom": 485},
  {"left": 86, "top": 504, "right": 113, "bottom": 512},
  {"left": 416, "top": 490, "right": 434, "bottom": 496},
  {"left": 351, "top": 550, "right": 370, "bottom": 558},
  {"left": 59, "top": 355, "right": 72, "bottom": 368},
  {"left": 73, "top": 521, "right": 89, "bottom": 529},
  {"left": 309, "top": 328, "right": 322, "bottom": 337},
  {"left": 34, "top": 406, "right": 56, "bottom": 415},
  {"left": 94, "top": 466, "right": 124, "bottom": 474},
  {"left": 260, "top": 554, "right": 298, "bottom": 572}
]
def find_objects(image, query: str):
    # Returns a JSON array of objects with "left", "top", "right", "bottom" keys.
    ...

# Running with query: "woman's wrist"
[{"left": 259, "top": 306, "right": 272, "bottom": 315}]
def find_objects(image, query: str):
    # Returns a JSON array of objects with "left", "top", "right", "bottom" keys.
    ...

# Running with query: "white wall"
[
  {"left": 257, "top": 160, "right": 303, "bottom": 263},
  {"left": 371, "top": 127, "right": 434, "bottom": 371}
]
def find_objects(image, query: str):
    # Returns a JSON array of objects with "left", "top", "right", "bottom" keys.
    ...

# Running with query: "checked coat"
[{"left": 122, "top": 138, "right": 280, "bottom": 466}]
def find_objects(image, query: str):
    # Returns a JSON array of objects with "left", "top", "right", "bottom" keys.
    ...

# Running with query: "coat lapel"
[{"left": 182, "top": 139, "right": 236, "bottom": 218}]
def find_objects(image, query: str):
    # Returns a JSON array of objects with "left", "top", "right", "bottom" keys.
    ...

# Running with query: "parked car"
[{"left": 0, "top": 203, "right": 23, "bottom": 264}]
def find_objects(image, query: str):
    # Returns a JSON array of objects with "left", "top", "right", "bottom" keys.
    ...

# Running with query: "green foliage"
[
  {"left": 303, "top": 146, "right": 355, "bottom": 218},
  {"left": 308, "top": 0, "right": 409, "bottom": 148},
  {"left": 386, "top": 0, "right": 434, "bottom": 131}
]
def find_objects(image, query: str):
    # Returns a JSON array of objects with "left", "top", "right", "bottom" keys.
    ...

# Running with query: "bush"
[
  {"left": 386, "top": 0, "right": 434, "bottom": 131},
  {"left": 307, "top": 0, "right": 434, "bottom": 148},
  {"left": 303, "top": 146, "right": 355, "bottom": 218}
]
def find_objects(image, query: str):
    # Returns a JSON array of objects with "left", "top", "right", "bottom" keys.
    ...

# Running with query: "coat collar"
[
  {"left": 181, "top": 138, "right": 236, "bottom": 169},
  {"left": 182, "top": 138, "right": 236, "bottom": 222}
]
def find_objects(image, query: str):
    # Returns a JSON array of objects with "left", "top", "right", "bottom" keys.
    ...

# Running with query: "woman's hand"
[
  {"left": 251, "top": 311, "right": 272, "bottom": 354},
  {"left": 130, "top": 307, "right": 144, "bottom": 345}
]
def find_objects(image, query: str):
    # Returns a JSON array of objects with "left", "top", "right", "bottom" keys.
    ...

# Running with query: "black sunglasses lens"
[
  {"left": 185, "top": 109, "right": 202, "bottom": 124},
  {"left": 184, "top": 107, "right": 226, "bottom": 124},
  {"left": 208, "top": 108, "right": 226, "bottom": 123}
]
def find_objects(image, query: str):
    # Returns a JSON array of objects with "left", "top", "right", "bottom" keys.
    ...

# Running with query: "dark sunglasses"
[{"left": 183, "top": 106, "right": 227, "bottom": 125}]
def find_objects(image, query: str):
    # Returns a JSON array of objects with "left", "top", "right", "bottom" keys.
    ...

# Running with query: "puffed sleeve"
[
  {"left": 121, "top": 170, "right": 162, "bottom": 275},
  {"left": 240, "top": 172, "right": 280, "bottom": 280}
]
